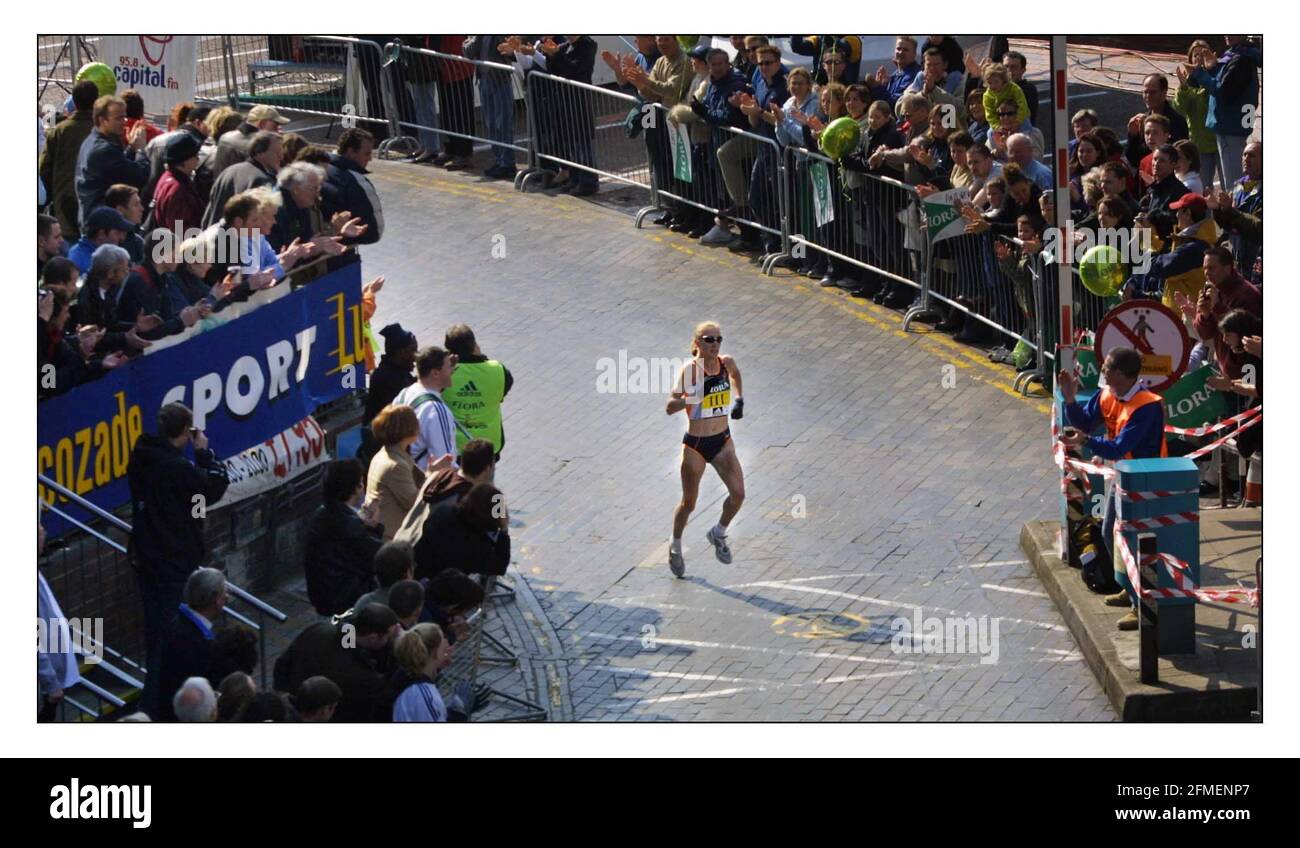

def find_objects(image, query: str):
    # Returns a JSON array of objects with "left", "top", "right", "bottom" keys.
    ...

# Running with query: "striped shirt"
[{"left": 394, "top": 383, "right": 457, "bottom": 468}]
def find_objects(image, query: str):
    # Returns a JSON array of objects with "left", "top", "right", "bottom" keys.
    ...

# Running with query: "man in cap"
[
  {"left": 202, "top": 130, "right": 283, "bottom": 230},
  {"left": 208, "top": 105, "right": 290, "bottom": 181},
  {"left": 66, "top": 207, "right": 133, "bottom": 275},
  {"left": 150, "top": 132, "right": 205, "bottom": 233}
]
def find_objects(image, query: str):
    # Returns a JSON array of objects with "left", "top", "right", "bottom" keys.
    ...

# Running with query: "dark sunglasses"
[
  {"left": 998, "top": 110, "right": 1017, "bottom": 117},
  {"left": 699, "top": 335, "right": 723, "bottom": 344}
]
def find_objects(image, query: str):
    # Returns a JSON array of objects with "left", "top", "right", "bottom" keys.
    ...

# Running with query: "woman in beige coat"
[{"left": 365, "top": 405, "right": 427, "bottom": 541}]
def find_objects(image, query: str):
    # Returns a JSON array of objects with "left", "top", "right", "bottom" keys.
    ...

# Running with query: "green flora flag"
[
  {"left": 1162, "top": 365, "right": 1228, "bottom": 430},
  {"left": 810, "top": 161, "right": 834, "bottom": 227},
  {"left": 1075, "top": 348, "right": 1101, "bottom": 391},
  {"left": 921, "top": 187, "right": 972, "bottom": 244},
  {"left": 670, "top": 123, "right": 692, "bottom": 183}
]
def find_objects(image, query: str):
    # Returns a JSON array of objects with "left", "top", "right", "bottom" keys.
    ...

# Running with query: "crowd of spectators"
[
  {"left": 38, "top": 80, "right": 390, "bottom": 399},
  {"left": 37, "top": 34, "right": 1260, "bottom": 720}
]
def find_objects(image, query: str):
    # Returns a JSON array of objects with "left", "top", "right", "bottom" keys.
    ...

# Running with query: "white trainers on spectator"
[
  {"left": 700, "top": 224, "right": 734, "bottom": 246},
  {"left": 706, "top": 526, "right": 733, "bottom": 564}
]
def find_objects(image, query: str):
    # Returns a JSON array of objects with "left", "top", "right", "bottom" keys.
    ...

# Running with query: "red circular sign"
[{"left": 1093, "top": 299, "right": 1191, "bottom": 393}]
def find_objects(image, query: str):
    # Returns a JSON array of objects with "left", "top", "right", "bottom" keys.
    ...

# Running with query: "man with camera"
[{"left": 127, "top": 402, "right": 230, "bottom": 714}]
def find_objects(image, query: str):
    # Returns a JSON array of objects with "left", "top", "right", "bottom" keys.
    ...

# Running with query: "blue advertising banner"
[{"left": 38, "top": 263, "right": 365, "bottom": 529}]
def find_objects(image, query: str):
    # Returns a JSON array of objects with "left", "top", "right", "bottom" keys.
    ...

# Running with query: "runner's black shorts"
[{"left": 683, "top": 430, "right": 731, "bottom": 463}]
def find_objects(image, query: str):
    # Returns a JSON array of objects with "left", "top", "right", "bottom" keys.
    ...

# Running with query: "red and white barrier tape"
[
  {"left": 1118, "top": 512, "right": 1199, "bottom": 531},
  {"left": 1119, "top": 488, "right": 1198, "bottom": 502},
  {"left": 1164, "top": 405, "right": 1261, "bottom": 437},
  {"left": 1182, "top": 411, "right": 1262, "bottom": 461},
  {"left": 1113, "top": 528, "right": 1259, "bottom": 606}
]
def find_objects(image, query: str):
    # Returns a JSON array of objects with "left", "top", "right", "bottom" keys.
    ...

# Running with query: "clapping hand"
[
  {"left": 1206, "top": 373, "right": 1234, "bottom": 392},
  {"left": 994, "top": 239, "right": 1013, "bottom": 261},
  {"left": 312, "top": 235, "right": 347, "bottom": 256},
  {"left": 539, "top": 38, "right": 560, "bottom": 57},
  {"left": 77, "top": 326, "right": 104, "bottom": 358},
  {"left": 1243, "top": 335, "right": 1262, "bottom": 358},
  {"left": 134, "top": 310, "right": 163, "bottom": 333},
  {"left": 247, "top": 270, "right": 276, "bottom": 291},
  {"left": 125, "top": 329, "right": 151, "bottom": 350},
  {"left": 359, "top": 496, "right": 382, "bottom": 527},
  {"left": 1173, "top": 290, "right": 1197, "bottom": 322},
  {"left": 101, "top": 351, "right": 129, "bottom": 369},
  {"left": 874, "top": 65, "right": 889, "bottom": 86},
  {"left": 363, "top": 275, "right": 385, "bottom": 296}
]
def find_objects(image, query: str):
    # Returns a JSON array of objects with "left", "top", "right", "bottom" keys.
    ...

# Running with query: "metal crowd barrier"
[
  {"left": 519, "top": 71, "right": 651, "bottom": 195},
  {"left": 434, "top": 574, "right": 547, "bottom": 722},
  {"left": 382, "top": 43, "right": 529, "bottom": 169},
  {"left": 636, "top": 102, "right": 791, "bottom": 269},
  {"left": 782, "top": 144, "right": 927, "bottom": 292},
  {"left": 217, "top": 36, "right": 404, "bottom": 147}
]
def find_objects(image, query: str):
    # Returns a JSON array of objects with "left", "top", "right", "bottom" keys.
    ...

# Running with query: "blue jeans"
[
  {"left": 406, "top": 81, "right": 442, "bottom": 153},
  {"left": 478, "top": 74, "right": 515, "bottom": 169}
]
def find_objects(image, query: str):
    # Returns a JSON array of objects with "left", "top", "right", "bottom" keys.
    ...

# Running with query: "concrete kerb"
[{"left": 1020, "top": 520, "right": 1256, "bottom": 721}]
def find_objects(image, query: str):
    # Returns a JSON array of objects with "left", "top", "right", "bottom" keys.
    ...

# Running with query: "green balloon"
[
  {"left": 1078, "top": 244, "right": 1126, "bottom": 298},
  {"left": 818, "top": 116, "right": 860, "bottom": 163},
  {"left": 75, "top": 62, "right": 117, "bottom": 98}
]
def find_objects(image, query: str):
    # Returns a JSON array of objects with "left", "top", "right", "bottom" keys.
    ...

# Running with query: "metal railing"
[
  {"left": 38, "top": 472, "right": 289, "bottom": 719},
  {"left": 383, "top": 42, "right": 529, "bottom": 168},
  {"left": 520, "top": 71, "right": 651, "bottom": 194}
]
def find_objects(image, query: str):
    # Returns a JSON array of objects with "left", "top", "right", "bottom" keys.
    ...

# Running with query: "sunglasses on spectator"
[
  {"left": 998, "top": 110, "right": 1017, "bottom": 117},
  {"left": 699, "top": 335, "right": 723, "bottom": 344}
]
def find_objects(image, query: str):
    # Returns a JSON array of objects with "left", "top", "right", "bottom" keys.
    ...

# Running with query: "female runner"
[{"left": 665, "top": 321, "right": 745, "bottom": 578}]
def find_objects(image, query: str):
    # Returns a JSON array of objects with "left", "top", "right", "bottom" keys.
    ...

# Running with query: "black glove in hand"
[
  {"left": 690, "top": 97, "right": 708, "bottom": 117},
  {"left": 731, "top": 397, "right": 744, "bottom": 420}
]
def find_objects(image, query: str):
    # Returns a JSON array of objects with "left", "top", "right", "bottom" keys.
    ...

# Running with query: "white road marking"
[
  {"left": 966, "top": 559, "right": 1030, "bottom": 569},
  {"left": 980, "top": 583, "right": 1051, "bottom": 598}
]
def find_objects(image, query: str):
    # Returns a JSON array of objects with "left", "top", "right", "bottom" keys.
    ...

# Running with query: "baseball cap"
[
  {"left": 1169, "top": 192, "right": 1207, "bottom": 216},
  {"left": 85, "top": 206, "right": 134, "bottom": 236},
  {"left": 247, "top": 104, "right": 291, "bottom": 125},
  {"left": 689, "top": 44, "right": 710, "bottom": 61},
  {"left": 164, "top": 132, "right": 202, "bottom": 164}
]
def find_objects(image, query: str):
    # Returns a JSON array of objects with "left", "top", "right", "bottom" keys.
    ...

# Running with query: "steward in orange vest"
[{"left": 1059, "top": 347, "right": 1167, "bottom": 461}]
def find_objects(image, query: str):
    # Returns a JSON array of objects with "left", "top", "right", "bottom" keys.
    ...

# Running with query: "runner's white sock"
[
  {"left": 712, "top": 523, "right": 728, "bottom": 539},
  {"left": 670, "top": 537, "right": 682, "bottom": 555}
]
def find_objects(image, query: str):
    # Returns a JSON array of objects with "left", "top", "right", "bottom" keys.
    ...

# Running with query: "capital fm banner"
[{"left": 97, "top": 36, "right": 198, "bottom": 116}]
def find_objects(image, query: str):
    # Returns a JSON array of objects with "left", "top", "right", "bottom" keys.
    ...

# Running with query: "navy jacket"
[
  {"left": 75, "top": 130, "right": 150, "bottom": 231},
  {"left": 695, "top": 68, "right": 752, "bottom": 136},
  {"left": 322, "top": 153, "right": 383, "bottom": 245},
  {"left": 127, "top": 434, "right": 230, "bottom": 583}
]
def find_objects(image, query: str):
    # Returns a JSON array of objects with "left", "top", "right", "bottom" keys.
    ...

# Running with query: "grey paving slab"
[{"left": 358, "top": 159, "right": 1115, "bottom": 721}]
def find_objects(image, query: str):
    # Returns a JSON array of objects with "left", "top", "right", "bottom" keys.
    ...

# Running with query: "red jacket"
[
  {"left": 151, "top": 168, "right": 205, "bottom": 234},
  {"left": 1193, "top": 269, "right": 1262, "bottom": 379},
  {"left": 435, "top": 36, "right": 474, "bottom": 82}
]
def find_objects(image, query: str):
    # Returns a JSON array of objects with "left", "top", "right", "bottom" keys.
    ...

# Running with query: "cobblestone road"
[{"left": 361, "top": 159, "right": 1115, "bottom": 721}]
